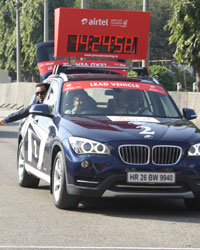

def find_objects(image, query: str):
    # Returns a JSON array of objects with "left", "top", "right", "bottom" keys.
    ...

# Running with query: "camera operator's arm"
[{"left": 0, "top": 104, "right": 32, "bottom": 125}]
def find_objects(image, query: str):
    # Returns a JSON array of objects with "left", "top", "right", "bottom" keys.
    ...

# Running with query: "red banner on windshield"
[
  {"left": 54, "top": 8, "right": 150, "bottom": 60},
  {"left": 62, "top": 81, "right": 168, "bottom": 95}
]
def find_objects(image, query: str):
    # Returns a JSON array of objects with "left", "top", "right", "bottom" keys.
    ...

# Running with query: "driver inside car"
[
  {"left": 114, "top": 90, "right": 152, "bottom": 115},
  {"left": 65, "top": 91, "right": 97, "bottom": 114}
]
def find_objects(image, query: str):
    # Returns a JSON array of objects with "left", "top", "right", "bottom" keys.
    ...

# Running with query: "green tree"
[
  {"left": 74, "top": 0, "right": 142, "bottom": 10},
  {"left": 74, "top": 0, "right": 174, "bottom": 62},
  {"left": 166, "top": 0, "right": 200, "bottom": 90},
  {"left": 129, "top": 65, "right": 176, "bottom": 90},
  {"left": 48, "top": 0, "right": 76, "bottom": 40},
  {"left": 20, "top": 1, "right": 44, "bottom": 81},
  {"left": 149, "top": 0, "right": 174, "bottom": 61},
  {"left": 0, "top": 1, "right": 16, "bottom": 76},
  {"left": 149, "top": 65, "right": 176, "bottom": 90},
  {"left": 0, "top": 0, "right": 75, "bottom": 81},
  {"left": 0, "top": 0, "right": 173, "bottom": 81}
]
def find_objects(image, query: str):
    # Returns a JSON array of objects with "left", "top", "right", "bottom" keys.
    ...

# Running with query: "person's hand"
[{"left": 0, "top": 118, "right": 6, "bottom": 126}]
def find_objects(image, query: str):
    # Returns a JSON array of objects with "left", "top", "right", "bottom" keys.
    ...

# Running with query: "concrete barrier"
[
  {"left": 0, "top": 70, "right": 9, "bottom": 83},
  {"left": 0, "top": 82, "right": 37, "bottom": 109},
  {"left": 169, "top": 91, "right": 200, "bottom": 128},
  {"left": 0, "top": 82, "right": 199, "bottom": 128}
]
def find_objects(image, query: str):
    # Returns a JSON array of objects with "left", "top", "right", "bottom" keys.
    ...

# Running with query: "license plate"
[{"left": 127, "top": 172, "right": 175, "bottom": 184}]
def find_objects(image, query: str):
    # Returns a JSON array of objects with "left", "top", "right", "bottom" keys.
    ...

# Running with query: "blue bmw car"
[{"left": 17, "top": 65, "right": 200, "bottom": 210}]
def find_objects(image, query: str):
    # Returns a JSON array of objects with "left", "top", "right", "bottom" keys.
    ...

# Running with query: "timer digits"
[{"left": 67, "top": 35, "right": 137, "bottom": 54}]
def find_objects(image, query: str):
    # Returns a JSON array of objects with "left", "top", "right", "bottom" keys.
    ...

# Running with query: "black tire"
[
  {"left": 184, "top": 198, "right": 200, "bottom": 210},
  {"left": 17, "top": 141, "right": 40, "bottom": 188},
  {"left": 52, "top": 151, "right": 80, "bottom": 209}
]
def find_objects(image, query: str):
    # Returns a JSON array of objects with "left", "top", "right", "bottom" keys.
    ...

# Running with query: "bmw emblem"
[{"left": 144, "top": 134, "right": 153, "bottom": 139}]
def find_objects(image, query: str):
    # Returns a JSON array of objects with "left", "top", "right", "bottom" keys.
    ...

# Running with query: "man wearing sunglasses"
[{"left": 0, "top": 83, "right": 48, "bottom": 125}]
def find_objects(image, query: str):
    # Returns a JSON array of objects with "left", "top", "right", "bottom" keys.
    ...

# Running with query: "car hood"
[{"left": 61, "top": 115, "right": 200, "bottom": 143}]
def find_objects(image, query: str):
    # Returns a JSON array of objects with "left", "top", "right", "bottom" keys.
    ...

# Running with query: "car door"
[{"left": 24, "top": 80, "right": 60, "bottom": 178}]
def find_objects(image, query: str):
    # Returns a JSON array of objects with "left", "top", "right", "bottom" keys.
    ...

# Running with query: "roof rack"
[{"left": 52, "top": 65, "right": 149, "bottom": 76}]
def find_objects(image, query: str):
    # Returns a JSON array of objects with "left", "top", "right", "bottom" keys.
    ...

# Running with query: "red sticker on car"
[{"left": 62, "top": 81, "right": 168, "bottom": 95}]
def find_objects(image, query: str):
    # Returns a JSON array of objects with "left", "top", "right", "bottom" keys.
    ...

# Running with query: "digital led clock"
[
  {"left": 54, "top": 8, "right": 150, "bottom": 59},
  {"left": 67, "top": 35, "right": 137, "bottom": 54}
]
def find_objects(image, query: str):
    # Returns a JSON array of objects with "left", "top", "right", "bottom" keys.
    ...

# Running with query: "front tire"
[
  {"left": 52, "top": 151, "right": 80, "bottom": 209},
  {"left": 17, "top": 141, "right": 40, "bottom": 187}
]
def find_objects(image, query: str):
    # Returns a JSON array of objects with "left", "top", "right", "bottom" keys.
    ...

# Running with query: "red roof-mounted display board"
[{"left": 54, "top": 8, "right": 150, "bottom": 60}]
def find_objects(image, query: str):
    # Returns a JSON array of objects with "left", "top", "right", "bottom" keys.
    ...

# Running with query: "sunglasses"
[{"left": 35, "top": 91, "right": 46, "bottom": 96}]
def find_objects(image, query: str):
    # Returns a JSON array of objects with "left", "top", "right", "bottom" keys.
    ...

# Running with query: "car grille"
[
  {"left": 152, "top": 146, "right": 182, "bottom": 165},
  {"left": 119, "top": 145, "right": 182, "bottom": 165},
  {"left": 119, "top": 145, "right": 149, "bottom": 164}
]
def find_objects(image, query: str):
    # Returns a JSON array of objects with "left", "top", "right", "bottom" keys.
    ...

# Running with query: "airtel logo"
[
  {"left": 81, "top": 18, "right": 108, "bottom": 26},
  {"left": 81, "top": 18, "right": 88, "bottom": 25}
]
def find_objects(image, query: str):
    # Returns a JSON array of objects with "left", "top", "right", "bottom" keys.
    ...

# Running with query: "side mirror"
[
  {"left": 29, "top": 104, "right": 54, "bottom": 118},
  {"left": 183, "top": 108, "right": 197, "bottom": 120}
]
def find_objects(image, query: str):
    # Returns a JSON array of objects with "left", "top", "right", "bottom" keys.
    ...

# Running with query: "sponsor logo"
[
  {"left": 81, "top": 17, "right": 128, "bottom": 27},
  {"left": 81, "top": 18, "right": 88, "bottom": 25},
  {"left": 144, "top": 134, "right": 153, "bottom": 139},
  {"left": 81, "top": 17, "right": 128, "bottom": 28},
  {"left": 81, "top": 17, "right": 108, "bottom": 26},
  {"left": 111, "top": 19, "right": 128, "bottom": 28}
]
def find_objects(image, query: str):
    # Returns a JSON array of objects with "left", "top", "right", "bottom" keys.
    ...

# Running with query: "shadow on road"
[
  {"left": 0, "top": 131, "right": 18, "bottom": 139},
  {"left": 18, "top": 179, "right": 200, "bottom": 222},
  {"left": 78, "top": 197, "right": 200, "bottom": 222},
  {"left": 0, "top": 122, "right": 19, "bottom": 139},
  {"left": 37, "top": 184, "right": 49, "bottom": 190}
]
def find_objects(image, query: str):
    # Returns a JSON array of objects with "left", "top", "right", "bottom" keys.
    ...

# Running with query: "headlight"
[
  {"left": 68, "top": 137, "right": 110, "bottom": 154},
  {"left": 188, "top": 143, "right": 200, "bottom": 156}
]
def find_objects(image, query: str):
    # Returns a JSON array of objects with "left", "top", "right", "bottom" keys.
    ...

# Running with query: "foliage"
[
  {"left": 0, "top": 0, "right": 174, "bottom": 81},
  {"left": 170, "top": 64, "right": 195, "bottom": 91},
  {"left": 128, "top": 70, "right": 137, "bottom": 77},
  {"left": 149, "top": 0, "right": 174, "bottom": 61},
  {"left": 48, "top": 0, "right": 76, "bottom": 40},
  {"left": 149, "top": 65, "right": 176, "bottom": 91},
  {"left": 0, "top": 0, "right": 75, "bottom": 81},
  {"left": 0, "top": 1, "right": 16, "bottom": 74},
  {"left": 74, "top": 0, "right": 142, "bottom": 10},
  {"left": 165, "top": 0, "right": 200, "bottom": 88},
  {"left": 20, "top": 0, "right": 44, "bottom": 81},
  {"left": 128, "top": 64, "right": 176, "bottom": 91},
  {"left": 75, "top": 0, "right": 174, "bottom": 61}
]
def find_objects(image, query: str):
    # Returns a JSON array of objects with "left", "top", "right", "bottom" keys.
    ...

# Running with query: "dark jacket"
[{"left": 5, "top": 99, "right": 39, "bottom": 123}]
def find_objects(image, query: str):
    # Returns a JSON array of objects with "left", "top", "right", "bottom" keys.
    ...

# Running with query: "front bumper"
[{"left": 66, "top": 174, "right": 200, "bottom": 199}]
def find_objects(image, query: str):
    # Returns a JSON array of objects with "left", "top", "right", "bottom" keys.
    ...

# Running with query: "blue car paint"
[{"left": 18, "top": 74, "right": 200, "bottom": 203}]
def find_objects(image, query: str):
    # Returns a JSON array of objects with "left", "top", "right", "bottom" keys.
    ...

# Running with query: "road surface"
[{"left": 0, "top": 115, "right": 200, "bottom": 250}]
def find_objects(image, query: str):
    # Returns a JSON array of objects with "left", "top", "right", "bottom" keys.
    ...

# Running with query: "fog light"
[{"left": 81, "top": 160, "right": 90, "bottom": 168}]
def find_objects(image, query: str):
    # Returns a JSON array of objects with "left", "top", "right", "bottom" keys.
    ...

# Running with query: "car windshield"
[{"left": 60, "top": 81, "right": 181, "bottom": 118}]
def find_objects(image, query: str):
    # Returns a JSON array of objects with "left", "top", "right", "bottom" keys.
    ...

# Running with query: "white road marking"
[{"left": 0, "top": 247, "right": 199, "bottom": 250}]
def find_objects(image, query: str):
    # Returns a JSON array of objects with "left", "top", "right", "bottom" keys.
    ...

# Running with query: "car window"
[
  {"left": 159, "top": 94, "right": 180, "bottom": 117},
  {"left": 43, "top": 81, "right": 59, "bottom": 113},
  {"left": 60, "top": 82, "right": 181, "bottom": 118}
]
